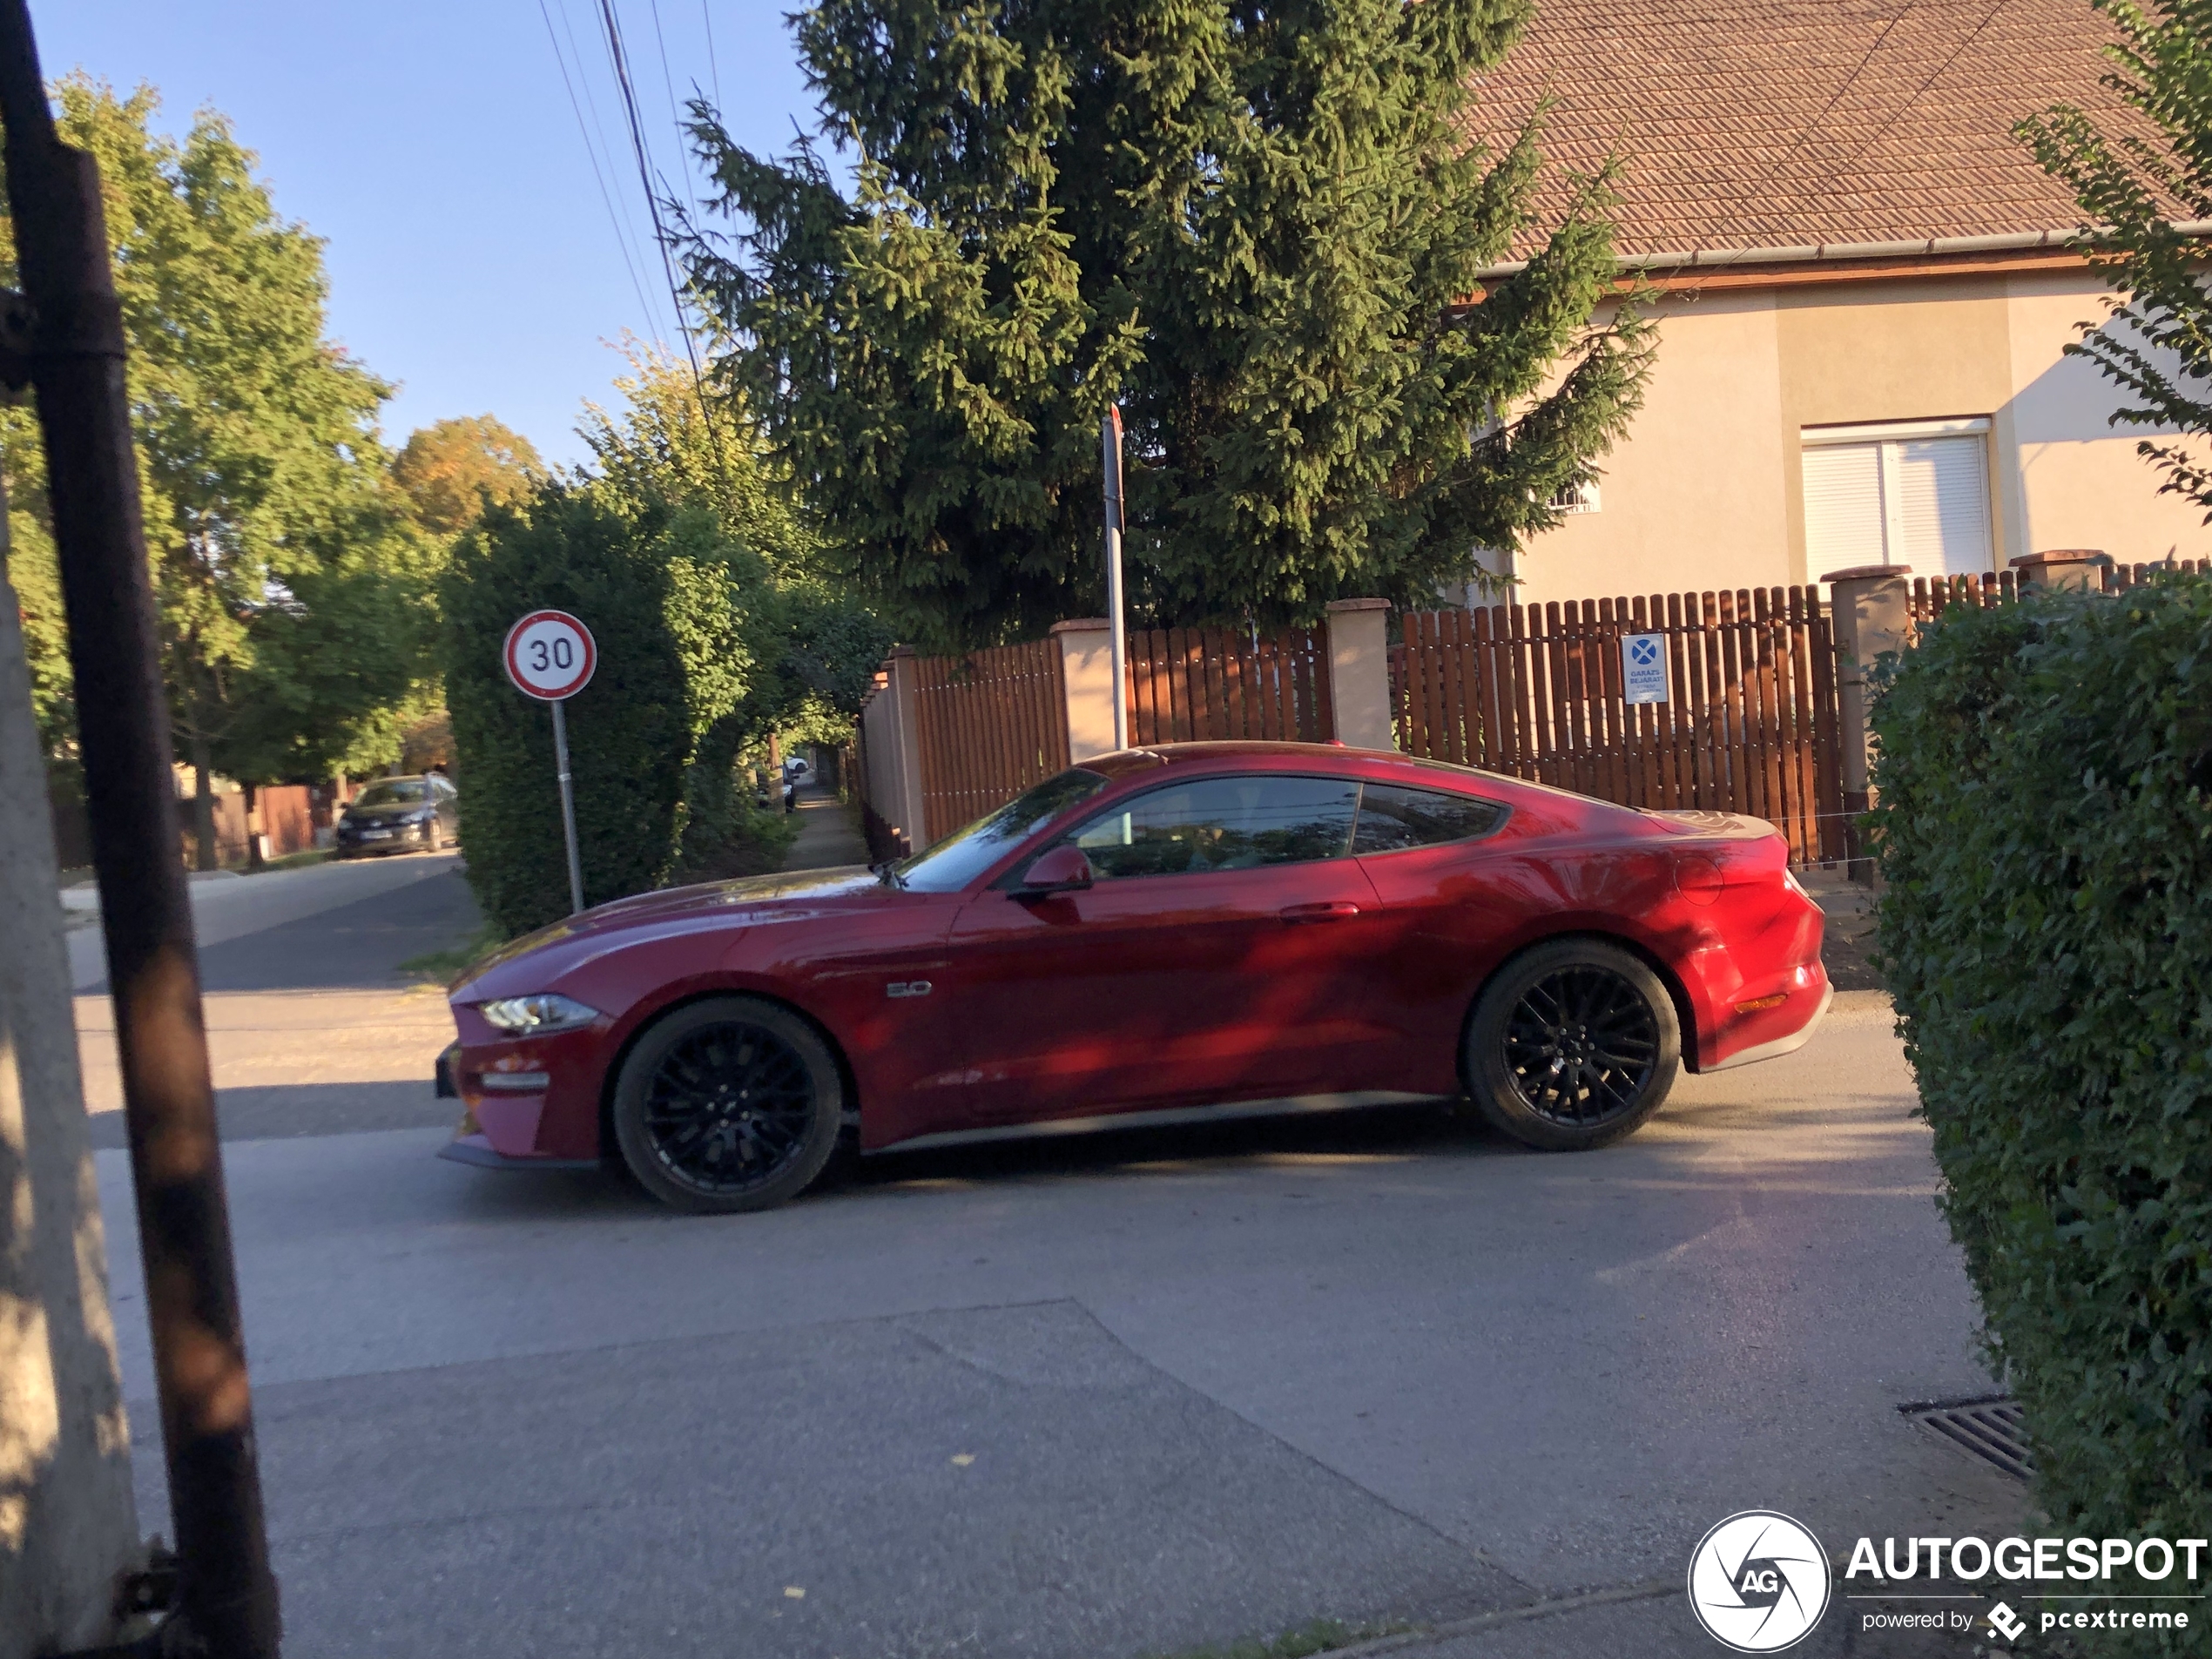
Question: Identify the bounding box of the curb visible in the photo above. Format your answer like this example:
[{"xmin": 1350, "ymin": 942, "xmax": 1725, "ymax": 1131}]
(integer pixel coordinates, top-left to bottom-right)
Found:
[{"xmin": 1325, "ymin": 1576, "xmax": 1680, "ymax": 1656}]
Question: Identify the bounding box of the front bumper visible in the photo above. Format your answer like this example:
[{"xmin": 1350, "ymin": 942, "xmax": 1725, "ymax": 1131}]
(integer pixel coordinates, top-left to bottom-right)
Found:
[{"xmin": 437, "ymin": 1129, "xmax": 598, "ymax": 1172}]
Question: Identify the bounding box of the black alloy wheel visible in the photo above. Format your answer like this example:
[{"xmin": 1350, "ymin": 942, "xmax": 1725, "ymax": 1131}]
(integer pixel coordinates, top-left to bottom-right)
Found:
[
  {"xmin": 611, "ymin": 995, "xmax": 843, "ymax": 1212},
  {"xmin": 1465, "ymin": 939, "xmax": 1681, "ymax": 1151}
]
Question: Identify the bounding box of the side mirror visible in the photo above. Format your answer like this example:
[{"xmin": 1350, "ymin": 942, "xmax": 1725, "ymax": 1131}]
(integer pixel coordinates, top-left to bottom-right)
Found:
[{"xmin": 1017, "ymin": 844, "xmax": 1095, "ymax": 897}]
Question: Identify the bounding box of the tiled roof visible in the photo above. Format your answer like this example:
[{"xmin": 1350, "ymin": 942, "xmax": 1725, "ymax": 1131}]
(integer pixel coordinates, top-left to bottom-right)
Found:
[{"xmin": 1471, "ymin": 0, "xmax": 2150, "ymax": 257}]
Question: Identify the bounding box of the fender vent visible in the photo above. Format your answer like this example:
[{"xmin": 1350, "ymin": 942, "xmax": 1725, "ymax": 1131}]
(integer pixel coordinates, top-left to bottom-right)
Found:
[{"xmin": 1899, "ymin": 1394, "xmax": 2033, "ymax": 1480}]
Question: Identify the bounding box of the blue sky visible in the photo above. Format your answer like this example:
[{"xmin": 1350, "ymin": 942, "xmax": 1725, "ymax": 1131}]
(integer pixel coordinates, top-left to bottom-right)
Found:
[{"xmin": 38, "ymin": 1, "xmax": 818, "ymax": 467}]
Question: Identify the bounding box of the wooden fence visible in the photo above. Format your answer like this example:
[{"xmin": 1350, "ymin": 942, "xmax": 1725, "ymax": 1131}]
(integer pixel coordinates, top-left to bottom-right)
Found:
[
  {"xmin": 1905, "ymin": 558, "xmax": 2209, "ymax": 618},
  {"xmin": 1124, "ymin": 624, "xmax": 1334, "ymax": 745},
  {"xmin": 913, "ymin": 640, "xmax": 1070, "ymax": 844},
  {"xmin": 1393, "ymin": 590, "xmax": 1846, "ymax": 865}
]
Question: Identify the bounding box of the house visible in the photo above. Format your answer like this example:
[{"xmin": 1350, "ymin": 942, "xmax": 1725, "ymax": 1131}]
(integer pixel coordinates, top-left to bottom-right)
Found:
[{"xmin": 1470, "ymin": 0, "xmax": 2209, "ymax": 602}]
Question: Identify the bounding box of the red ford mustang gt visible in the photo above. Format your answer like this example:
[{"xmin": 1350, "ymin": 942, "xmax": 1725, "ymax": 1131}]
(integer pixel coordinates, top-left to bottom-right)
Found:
[{"xmin": 436, "ymin": 743, "xmax": 1831, "ymax": 1211}]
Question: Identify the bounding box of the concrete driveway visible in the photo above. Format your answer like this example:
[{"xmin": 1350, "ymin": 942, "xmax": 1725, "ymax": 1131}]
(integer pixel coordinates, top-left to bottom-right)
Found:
[{"xmin": 89, "ymin": 893, "xmax": 2025, "ymax": 1659}]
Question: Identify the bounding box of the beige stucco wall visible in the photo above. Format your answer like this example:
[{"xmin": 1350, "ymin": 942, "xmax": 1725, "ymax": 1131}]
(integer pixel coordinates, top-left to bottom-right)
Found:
[
  {"xmin": 1512, "ymin": 264, "xmax": 2209, "ymax": 603},
  {"xmin": 2001, "ymin": 272, "xmax": 2209, "ymax": 565},
  {"xmin": 1511, "ymin": 289, "xmax": 1792, "ymax": 609}
]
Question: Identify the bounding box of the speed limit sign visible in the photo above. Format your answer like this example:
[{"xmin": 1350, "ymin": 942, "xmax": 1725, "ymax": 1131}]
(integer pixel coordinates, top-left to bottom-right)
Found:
[{"xmin": 503, "ymin": 609, "xmax": 597, "ymax": 700}]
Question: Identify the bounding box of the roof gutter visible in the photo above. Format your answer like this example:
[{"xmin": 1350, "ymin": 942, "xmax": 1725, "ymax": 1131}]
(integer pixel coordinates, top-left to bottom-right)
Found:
[{"xmin": 1471, "ymin": 220, "xmax": 2212, "ymax": 280}]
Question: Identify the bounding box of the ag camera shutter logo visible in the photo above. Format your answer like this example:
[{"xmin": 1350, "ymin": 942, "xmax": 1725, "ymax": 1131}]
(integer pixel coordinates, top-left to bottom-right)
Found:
[{"xmin": 1687, "ymin": 1510, "xmax": 1831, "ymax": 1651}]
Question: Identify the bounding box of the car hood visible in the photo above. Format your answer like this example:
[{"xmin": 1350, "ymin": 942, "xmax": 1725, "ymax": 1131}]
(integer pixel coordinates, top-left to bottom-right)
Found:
[{"xmin": 449, "ymin": 865, "xmax": 880, "ymax": 999}]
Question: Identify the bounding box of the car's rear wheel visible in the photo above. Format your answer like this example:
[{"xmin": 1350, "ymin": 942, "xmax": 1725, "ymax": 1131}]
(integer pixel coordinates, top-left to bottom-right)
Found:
[
  {"xmin": 611, "ymin": 996, "xmax": 843, "ymax": 1212},
  {"xmin": 1465, "ymin": 939, "xmax": 1680, "ymax": 1151}
]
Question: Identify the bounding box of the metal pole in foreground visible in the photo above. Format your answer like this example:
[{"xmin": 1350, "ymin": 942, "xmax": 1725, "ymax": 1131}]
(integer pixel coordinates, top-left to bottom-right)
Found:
[
  {"xmin": 1101, "ymin": 407, "xmax": 1130, "ymax": 752},
  {"xmin": 551, "ymin": 699, "xmax": 586, "ymax": 914},
  {"xmin": 0, "ymin": 7, "xmax": 281, "ymax": 1656}
]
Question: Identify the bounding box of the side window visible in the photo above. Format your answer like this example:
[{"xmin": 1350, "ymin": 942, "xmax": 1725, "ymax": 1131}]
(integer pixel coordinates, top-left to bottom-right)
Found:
[
  {"xmin": 1069, "ymin": 775, "xmax": 1359, "ymax": 880},
  {"xmin": 1352, "ymin": 783, "xmax": 1506, "ymax": 854}
]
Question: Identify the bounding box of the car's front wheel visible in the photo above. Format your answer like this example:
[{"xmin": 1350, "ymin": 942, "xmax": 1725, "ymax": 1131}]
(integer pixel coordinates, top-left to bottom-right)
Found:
[
  {"xmin": 611, "ymin": 995, "xmax": 844, "ymax": 1212},
  {"xmin": 1464, "ymin": 939, "xmax": 1680, "ymax": 1151}
]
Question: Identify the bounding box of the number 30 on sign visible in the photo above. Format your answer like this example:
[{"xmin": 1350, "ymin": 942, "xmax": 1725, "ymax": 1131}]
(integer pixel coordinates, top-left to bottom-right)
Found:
[{"xmin": 503, "ymin": 610, "xmax": 597, "ymax": 701}]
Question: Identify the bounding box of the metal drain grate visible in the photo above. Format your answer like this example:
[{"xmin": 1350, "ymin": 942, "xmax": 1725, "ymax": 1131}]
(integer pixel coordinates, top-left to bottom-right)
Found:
[{"xmin": 1899, "ymin": 1394, "xmax": 2035, "ymax": 1480}]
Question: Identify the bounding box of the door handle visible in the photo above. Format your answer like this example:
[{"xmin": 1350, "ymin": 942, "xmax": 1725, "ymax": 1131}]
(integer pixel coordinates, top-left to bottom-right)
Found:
[{"xmin": 1279, "ymin": 901, "xmax": 1361, "ymax": 923}]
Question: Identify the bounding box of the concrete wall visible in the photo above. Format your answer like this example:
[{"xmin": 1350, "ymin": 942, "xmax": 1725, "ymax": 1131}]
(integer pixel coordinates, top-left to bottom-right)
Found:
[{"xmin": 1513, "ymin": 265, "xmax": 2211, "ymax": 604}]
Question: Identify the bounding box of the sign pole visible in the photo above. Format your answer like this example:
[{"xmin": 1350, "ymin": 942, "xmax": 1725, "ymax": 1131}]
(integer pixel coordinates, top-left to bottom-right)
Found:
[
  {"xmin": 550, "ymin": 698, "xmax": 585, "ymax": 915},
  {"xmin": 1101, "ymin": 407, "xmax": 1129, "ymax": 751},
  {"xmin": 502, "ymin": 607, "xmax": 597, "ymax": 915}
]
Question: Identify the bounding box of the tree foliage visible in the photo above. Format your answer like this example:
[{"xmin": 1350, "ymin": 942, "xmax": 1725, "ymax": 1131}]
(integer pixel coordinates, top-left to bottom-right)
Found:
[
  {"xmin": 1871, "ymin": 577, "xmax": 2212, "ymax": 1649},
  {"xmin": 578, "ymin": 344, "xmax": 894, "ymax": 732},
  {"xmin": 0, "ymin": 78, "xmax": 433, "ymax": 791},
  {"xmin": 442, "ymin": 487, "xmax": 770, "ymax": 934},
  {"xmin": 2020, "ymin": 0, "xmax": 2212, "ymax": 514},
  {"xmin": 393, "ymin": 415, "xmax": 545, "ymax": 536},
  {"xmin": 681, "ymin": 0, "xmax": 1649, "ymax": 644}
]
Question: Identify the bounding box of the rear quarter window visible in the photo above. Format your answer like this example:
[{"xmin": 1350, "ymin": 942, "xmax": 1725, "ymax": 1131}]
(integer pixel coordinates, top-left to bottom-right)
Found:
[{"xmin": 1352, "ymin": 783, "xmax": 1507, "ymax": 853}]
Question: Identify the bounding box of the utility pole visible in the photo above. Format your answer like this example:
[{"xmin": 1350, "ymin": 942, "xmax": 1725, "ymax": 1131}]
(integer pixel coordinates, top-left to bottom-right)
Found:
[
  {"xmin": 0, "ymin": 485, "xmax": 141, "ymax": 1657},
  {"xmin": 0, "ymin": 7, "xmax": 282, "ymax": 1656},
  {"xmin": 1101, "ymin": 407, "xmax": 1130, "ymax": 752}
]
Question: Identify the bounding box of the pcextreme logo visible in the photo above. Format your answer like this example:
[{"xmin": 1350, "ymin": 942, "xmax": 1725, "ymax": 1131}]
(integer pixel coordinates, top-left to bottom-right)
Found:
[{"xmin": 1687, "ymin": 1511, "xmax": 1832, "ymax": 1652}]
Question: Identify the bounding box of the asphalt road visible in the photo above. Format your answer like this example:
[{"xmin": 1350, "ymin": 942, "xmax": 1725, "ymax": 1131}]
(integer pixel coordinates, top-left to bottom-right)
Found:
[{"xmin": 84, "ymin": 838, "xmax": 2027, "ymax": 1658}]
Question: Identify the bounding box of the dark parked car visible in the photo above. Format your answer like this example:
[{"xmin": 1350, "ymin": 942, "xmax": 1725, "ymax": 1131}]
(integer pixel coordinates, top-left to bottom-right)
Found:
[
  {"xmin": 334, "ymin": 774, "xmax": 458, "ymax": 857},
  {"xmin": 436, "ymin": 743, "xmax": 1829, "ymax": 1213}
]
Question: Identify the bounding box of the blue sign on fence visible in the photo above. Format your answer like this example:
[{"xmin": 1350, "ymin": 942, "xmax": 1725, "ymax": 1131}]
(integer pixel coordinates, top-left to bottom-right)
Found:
[{"xmin": 1622, "ymin": 633, "xmax": 1668, "ymax": 705}]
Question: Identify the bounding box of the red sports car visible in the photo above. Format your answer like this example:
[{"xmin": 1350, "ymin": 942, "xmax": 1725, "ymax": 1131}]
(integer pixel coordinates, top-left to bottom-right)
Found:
[{"xmin": 436, "ymin": 743, "xmax": 1831, "ymax": 1211}]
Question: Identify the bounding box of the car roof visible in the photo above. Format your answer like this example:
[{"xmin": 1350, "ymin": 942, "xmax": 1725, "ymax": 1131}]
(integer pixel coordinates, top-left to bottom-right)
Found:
[{"xmin": 1089, "ymin": 742, "xmax": 1655, "ymax": 819}]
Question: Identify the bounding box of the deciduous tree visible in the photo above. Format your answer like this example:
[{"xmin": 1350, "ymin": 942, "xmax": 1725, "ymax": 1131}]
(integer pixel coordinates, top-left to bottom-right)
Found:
[
  {"xmin": 394, "ymin": 415, "xmax": 545, "ymax": 536},
  {"xmin": 0, "ymin": 79, "xmax": 433, "ymax": 864}
]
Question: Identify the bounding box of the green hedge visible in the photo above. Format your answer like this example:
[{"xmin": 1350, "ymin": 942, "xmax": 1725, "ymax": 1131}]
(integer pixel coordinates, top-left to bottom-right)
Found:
[
  {"xmin": 441, "ymin": 489, "xmax": 763, "ymax": 936},
  {"xmin": 1871, "ymin": 573, "xmax": 2212, "ymax": 1642}
]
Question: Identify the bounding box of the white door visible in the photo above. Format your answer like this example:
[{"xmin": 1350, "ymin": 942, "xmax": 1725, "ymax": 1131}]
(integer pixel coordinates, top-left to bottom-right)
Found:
[{"xmin": 1802, "ymin": 421, "xmax": 1993, "ymax": 577}]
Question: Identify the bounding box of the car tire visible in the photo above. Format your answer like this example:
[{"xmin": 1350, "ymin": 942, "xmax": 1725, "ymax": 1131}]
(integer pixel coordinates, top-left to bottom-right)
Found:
[
  {"xmin": 1464, "ymin": 938, "xmax": 1680, "ymax": 1152},
  {"xmin": 610, "ymin": 995, "xmax": 845, "ymax": 1213},
  {"xmin": 424, "ymin": 821, "xmax": 442, "ymax": 853}
]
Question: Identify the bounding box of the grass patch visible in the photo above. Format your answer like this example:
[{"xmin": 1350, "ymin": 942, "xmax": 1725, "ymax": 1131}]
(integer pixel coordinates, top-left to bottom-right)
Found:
[
  {"xmin": 249, "ymin": 848, "xmax": 332, "ymax": 874},
  {"xmin": 1140, "ymin": 1618, "xmax": 1412, "ymax": 1659},
  {"xmin": 395, "ymin": 922, "xmax": 508, "ymax": 987}
]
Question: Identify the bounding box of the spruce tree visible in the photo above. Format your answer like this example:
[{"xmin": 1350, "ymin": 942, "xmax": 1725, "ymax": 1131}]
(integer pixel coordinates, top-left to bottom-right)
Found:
[{"xmin": 684, "ymin": 0, "xmax": 1649, "ymax": 643}]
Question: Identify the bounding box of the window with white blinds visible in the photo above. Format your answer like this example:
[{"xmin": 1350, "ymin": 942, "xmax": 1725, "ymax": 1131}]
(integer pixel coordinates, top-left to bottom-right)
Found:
[{"xmin": 1801, "ymin": 421, "xmax": 1993, "ymax": 577}]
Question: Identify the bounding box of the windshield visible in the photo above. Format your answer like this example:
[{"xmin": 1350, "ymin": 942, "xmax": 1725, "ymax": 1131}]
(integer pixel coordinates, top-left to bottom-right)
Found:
[
  {"xmin": 888, "ymin": 768, "xmax": 1109, "ymax": 893},
  {"xmin": 353, "ymin": 780, "xmax": 427, "ymax": 806}
]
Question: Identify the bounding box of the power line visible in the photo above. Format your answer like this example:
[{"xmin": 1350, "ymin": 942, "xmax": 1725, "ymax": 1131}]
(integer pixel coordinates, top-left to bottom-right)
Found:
[
  {"xmin": 1680, "ymin": 3, "xmax": 1919, "ymax": 279},
  {"xmin": 1679, "ymin": 0, "xmax": 2010, "ymax": 294},
  {"xmin": 535, "ymin": 0, "xmax": 665, "ymax": 339},
  {"xmin": 595, "ymin": 0, "xmax": 733, "ymax": 479},
  {"xmin": 556, "ymin": 0, "xmax": 676, "ymax": 341},
  {"xmin": 701, "ymin": 0, "xmax": 722, "ymax": 109}
]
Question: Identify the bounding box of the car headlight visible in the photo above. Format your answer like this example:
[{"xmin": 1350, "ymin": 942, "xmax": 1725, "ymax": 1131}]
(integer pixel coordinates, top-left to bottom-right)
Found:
[{"xmin": 475, "ymin": 994, "xmax": 600, "ymax": 1035}]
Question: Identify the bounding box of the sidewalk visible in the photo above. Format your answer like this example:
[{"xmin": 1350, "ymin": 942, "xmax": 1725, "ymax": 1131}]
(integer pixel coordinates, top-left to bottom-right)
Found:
[{"xmin": 779, "ymin": 779, "xmax": 870, "ymax": 871}]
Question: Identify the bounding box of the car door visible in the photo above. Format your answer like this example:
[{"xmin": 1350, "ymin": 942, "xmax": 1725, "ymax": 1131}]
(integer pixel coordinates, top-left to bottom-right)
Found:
[
  {"xmin": 1349, "ymin": 780, "xmax": 1520, "ymax": 1095},
  {"xmin": 945, "ymin": 771, "xmax": 1393, "ymax": 1123}
]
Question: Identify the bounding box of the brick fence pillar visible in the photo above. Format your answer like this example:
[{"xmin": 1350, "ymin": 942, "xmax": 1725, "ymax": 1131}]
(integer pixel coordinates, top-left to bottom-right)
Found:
[
  {"xmin": 1822, "ymin": 564, "xmax": 1915, "ymax": 879},
  {"xmin": 1050, "ymin": 618, "xmax": 1121, "ymax": 760},
  {"xmin": 2010, "ymin": 548, "xmax": 2104, "ymax": 591},
  {"xmin": 1323, "ymin": 598, "xmax": 1396, "ymax": 750}
]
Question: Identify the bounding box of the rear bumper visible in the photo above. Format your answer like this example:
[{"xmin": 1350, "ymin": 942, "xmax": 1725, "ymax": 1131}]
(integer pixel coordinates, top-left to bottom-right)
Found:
[{"xmin": 1703, "ymin": 969, "xmax": 1834, "ymax": 1071}]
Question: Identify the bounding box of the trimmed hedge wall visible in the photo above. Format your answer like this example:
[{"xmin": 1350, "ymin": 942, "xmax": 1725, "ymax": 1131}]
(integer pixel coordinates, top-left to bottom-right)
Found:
[
  {"xmin": 442, "ymin": 489, "xmax": 761, "ymax": 936},
  {"xmin": 1871, "ymin": 573, "xmax": 2212, "ymax": 1639}
]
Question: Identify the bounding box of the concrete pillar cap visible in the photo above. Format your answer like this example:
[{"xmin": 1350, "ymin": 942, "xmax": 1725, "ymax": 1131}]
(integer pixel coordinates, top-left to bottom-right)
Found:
[
  {"xmin": 1820, "ymin": 565, "xmax": 1912, "ymax": 583},
  {"xmin": 1324, "ymin": 597, "xmax": 1393, "ymax": 612},
  {"xmin": 1049, "ymin": 617, "xmax": 1111, "ymax": 634},
  {"xmin": 2011, "ymin": 549, "xmax": 2105, "ymax": 567}
]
